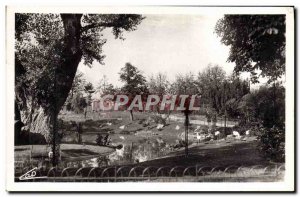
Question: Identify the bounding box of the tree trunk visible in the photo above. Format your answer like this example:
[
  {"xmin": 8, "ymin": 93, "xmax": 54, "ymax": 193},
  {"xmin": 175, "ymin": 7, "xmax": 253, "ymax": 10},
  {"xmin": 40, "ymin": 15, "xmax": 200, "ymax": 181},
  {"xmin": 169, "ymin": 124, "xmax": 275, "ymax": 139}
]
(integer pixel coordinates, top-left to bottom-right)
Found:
[
  {"xmin": 129, "ymin": 110, "xmax": 134, "ymax": 121},
  {"xmin": 14, "ymin": 14, "xmax": 83, "ymax": 146},
  {"xmin": 55, "ymin": 14, "xmax": 83, "ymax": 112},
  {"xmin": 28, "ymin": 14, "xmax": 83, "ymax": 141},
  {"xmin": 14, "ymin": 101, "xmax": 22, "ymax": 145}
]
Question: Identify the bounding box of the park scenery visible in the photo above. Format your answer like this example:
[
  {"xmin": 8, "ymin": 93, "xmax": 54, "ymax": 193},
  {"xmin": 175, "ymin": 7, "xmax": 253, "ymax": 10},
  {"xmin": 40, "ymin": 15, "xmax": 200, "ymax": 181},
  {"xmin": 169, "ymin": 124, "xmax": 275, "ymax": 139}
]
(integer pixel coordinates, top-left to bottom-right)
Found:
[{"xmin": 14, "ymin": 12, "xmax": 287, "ymax": 183}]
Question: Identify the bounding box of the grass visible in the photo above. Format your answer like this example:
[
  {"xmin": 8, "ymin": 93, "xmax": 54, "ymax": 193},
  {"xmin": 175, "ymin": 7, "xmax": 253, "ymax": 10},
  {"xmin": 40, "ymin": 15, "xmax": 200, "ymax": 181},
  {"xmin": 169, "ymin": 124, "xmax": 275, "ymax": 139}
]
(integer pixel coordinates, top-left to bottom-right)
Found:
[
  {"xmin": 132, "ymin": 138, "xmax": 271, "ymax": 168},
  {"xmin": 16, "ymin": 111, "xmax": 281, "ymax": 172},
  {"xmin": 70, "ymin": 112, "xmax": 273, "ymax": 164},
  {"xmin": 59, "ymin": 111, "xmax": 192, "ymax": 146},
  {"xmin": 15, "ymin": 144, "xmax": 114, "ymax": 161}
]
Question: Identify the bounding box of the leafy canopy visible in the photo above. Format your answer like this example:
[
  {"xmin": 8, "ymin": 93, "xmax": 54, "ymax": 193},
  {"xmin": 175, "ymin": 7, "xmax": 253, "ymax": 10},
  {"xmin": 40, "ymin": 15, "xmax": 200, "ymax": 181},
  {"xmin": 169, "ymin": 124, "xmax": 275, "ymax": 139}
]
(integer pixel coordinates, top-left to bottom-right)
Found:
[
  {"xmin": 119, "ymin": 62, "xmax": 148, "ymax": 96},
  {"xmin": 215, "ymin": 15, "xmax": 285, "ymax": 83},
  {"xmin": 15, "ymin": 13, "xmax": 144, "ymax": 112}
]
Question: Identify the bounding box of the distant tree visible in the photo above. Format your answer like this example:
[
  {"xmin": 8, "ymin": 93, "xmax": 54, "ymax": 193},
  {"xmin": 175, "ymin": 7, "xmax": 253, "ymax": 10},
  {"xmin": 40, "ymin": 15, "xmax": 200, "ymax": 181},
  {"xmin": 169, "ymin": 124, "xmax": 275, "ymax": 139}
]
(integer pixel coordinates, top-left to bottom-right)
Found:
[
  {"xmin": 195, "ymin": 66, "xmax": 250, "ymax": 127},
  {"xmin": 169, "ymin": 72, "xmax": 199, "ymax": 112},
  {"xmin": 96, "ymin": 75, "xmax": 108, "ymax": 94},
  {"xmin": 102, "ymin": 84, "xmax": 117, "ymax": 95},
  {"xmin": 65, "ymin": 71, "xmax": 86, "ymax": 109},
  {"xmin": 256, "ymin": 84, "xmax": 284, "ymax": 128},
  {"xmin": 170, "ymin": 72, "xmax": 199, "ymax": 126},
  {"xmin": 237, "ymin": 93, "xmax": 257, "ymax": 124},
  {"xmin": 148, "ymin": 72, "xmax": 170, "ymax": 96},
  {"xmin": 119, "ymin": 62, "xmax": 148, "ymax": 121},
  {"xmin": 215, "ymin": 15, "xmax": 285, "ymax": 83},
  {"xmin": 96, "ymin": 75, "xmax": 117, "ymax": 96},
  {"xmin": 196, "ymin": 64, "xmax": 226, "ymax": 114},
  {"xmin": 170, "ymin": 72, "xmax": 198, "ymax": 96},
  {"xmin": 221, "ymin": 74, "xmax": 250, "ymax": 118},
  {"xmin": 70, "ymin": 72, "xmax": 86, "ymax": 97},
  {"xmin": 71, "ymin": 92, "xmax": 87, "ymax": 114},
  {"xmin": 83, "ymin": 82, "xmax": 95, "ymax": 118},
  {"xmin": 148, "ymin": 73, "xmax": 170, "ymax": 112},
  {"xmin": 237, "ymin": 83, "xmax": 285, "ymax": 128},
  {"xmin": 84, "ymin": 82, "xmax": 94, "ymax": 105}
]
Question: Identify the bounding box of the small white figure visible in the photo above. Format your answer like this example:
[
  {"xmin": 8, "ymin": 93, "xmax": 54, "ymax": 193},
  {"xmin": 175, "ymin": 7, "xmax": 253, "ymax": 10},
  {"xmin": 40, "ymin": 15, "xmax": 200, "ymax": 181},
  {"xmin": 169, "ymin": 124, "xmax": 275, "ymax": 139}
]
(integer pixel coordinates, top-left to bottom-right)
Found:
[
  {"xmin": 48, "ymin": 151, "xmax": 53, "ymax": 159},
  {"xmin": 157, "ymin": 124, "xmax": 164, "ymax": 130},
  {"xmin": 232, "ymin": 131, "xmax": 241, "ymax": 139},
  {"xmin": 245, "ymin": 130, "xmax": 250, "ymax": 136},
  {"xmin": 196, "ymin": 133, "xmax": 205, "ymax": 143},
  {"xmin": 119, "ymin": 136, "xmax": 125, "ymax": 140}
]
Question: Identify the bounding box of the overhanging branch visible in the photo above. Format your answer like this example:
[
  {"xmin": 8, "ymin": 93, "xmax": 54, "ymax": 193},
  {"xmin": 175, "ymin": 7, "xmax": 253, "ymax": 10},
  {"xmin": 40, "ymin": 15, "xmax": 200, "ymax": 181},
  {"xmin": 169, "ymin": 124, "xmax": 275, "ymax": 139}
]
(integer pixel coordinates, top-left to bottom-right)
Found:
[{"xmin": 81, "ymin": 22, "xmax": 122, "ymax": 33}]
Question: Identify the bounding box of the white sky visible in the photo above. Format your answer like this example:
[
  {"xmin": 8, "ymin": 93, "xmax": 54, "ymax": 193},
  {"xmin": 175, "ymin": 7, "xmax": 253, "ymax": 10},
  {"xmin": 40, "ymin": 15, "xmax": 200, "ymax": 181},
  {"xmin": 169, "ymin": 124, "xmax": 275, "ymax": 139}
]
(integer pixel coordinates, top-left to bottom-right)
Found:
[{"xmin": 78, "ymin": 14, "xmax": 265, "ymax": 88}]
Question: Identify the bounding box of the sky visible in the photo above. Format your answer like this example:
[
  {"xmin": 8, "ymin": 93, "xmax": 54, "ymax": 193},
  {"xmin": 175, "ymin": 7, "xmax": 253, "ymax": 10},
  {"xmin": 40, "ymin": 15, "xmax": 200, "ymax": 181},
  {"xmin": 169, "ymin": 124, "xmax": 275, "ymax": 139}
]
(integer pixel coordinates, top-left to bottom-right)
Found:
[{"xmin": 78, "ymin": 14, "xmax": 254, "ymax": 88}]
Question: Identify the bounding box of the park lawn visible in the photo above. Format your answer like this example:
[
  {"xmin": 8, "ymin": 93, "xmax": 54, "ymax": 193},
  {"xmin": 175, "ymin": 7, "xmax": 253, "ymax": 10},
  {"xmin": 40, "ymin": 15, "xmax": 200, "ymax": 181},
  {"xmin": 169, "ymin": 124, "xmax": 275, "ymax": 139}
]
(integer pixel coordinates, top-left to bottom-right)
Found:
[
  {"xmin": 18, "ymin": 111, "xmax": 278, "ymax": 170},
  {"xmin": 60, "ymin": 111, "xmax": 191, "ymax": 146},
  {"xmin": 129, "ymin": 138, "xmax": 277, "ymax": 168},
  {"xmin": 15, "ymin": 144, "xmax": 114, "ymax": 161}
]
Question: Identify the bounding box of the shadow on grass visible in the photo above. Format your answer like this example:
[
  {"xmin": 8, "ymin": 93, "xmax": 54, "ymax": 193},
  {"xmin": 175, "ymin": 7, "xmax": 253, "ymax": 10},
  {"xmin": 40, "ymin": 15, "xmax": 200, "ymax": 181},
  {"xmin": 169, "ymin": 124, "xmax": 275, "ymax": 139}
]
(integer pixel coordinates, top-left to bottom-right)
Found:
[{"xmin": 132, "ymin": 141, "xmax": 272, "ymax": 168}]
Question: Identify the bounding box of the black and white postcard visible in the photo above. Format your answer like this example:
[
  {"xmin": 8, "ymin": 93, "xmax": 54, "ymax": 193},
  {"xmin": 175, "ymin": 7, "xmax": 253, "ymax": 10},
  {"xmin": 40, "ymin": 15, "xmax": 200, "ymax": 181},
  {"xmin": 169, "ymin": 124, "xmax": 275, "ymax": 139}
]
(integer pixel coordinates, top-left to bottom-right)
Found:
[{"xmin": 6, "ymin": 6, "xmax": 295, "ymax": 192}]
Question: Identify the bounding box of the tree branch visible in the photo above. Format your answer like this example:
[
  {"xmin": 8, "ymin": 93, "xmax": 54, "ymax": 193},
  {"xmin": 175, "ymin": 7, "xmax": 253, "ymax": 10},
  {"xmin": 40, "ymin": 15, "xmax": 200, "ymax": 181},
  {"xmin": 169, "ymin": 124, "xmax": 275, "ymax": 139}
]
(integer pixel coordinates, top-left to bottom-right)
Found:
[{"xmin": 81, "ymin": 22, "xmax": 121, "ymax": 33}]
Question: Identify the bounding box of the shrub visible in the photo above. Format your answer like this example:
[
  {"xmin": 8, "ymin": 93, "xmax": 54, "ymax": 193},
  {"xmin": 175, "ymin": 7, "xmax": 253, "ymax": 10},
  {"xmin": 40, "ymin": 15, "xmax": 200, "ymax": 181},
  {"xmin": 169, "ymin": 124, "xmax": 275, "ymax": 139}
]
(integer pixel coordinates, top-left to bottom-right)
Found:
[
  {"xmin": 96, "ymin": 134, "xmax": 103, "ymax": 146},
  {"xmin": 71, "ymin": 93, "xmax": 87, "ymax": 113},
  {"xmin": 257, "ymin": 126, "xmax": 285, "ymax": 162},
  {"xmin": 151, "ymin": 114, "xmax": 167, "ymax": 125}
]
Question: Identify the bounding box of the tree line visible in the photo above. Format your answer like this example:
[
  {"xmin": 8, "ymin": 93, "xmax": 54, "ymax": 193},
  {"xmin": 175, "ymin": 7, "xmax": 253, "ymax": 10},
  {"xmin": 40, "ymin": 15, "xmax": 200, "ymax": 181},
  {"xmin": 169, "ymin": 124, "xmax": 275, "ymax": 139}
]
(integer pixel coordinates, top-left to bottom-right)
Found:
[{"xmin": 67, "ymin": 62, "xmax": 285, "ymax": 131}]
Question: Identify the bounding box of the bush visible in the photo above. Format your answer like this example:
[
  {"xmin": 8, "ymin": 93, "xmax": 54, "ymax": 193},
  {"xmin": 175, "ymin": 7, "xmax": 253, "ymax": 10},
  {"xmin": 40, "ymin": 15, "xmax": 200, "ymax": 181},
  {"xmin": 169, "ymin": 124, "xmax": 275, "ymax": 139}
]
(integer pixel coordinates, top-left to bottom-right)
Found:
[
  {"xmin": 151, "ymin": 114, "xmax": 167, "ymax": 125},
  {"xmin": 257, "ymin": 126, "xmax": 285, "ymax": 162},
  {"xmin": 17, "ymin": 130, "xmax": 47, "ymax": 145},
  {"xmin": 96, "ymin": 134, "xmax": 103, "ymax": 146},
  {"xmin": 71, "ymin": 93, "xmax": 87, "ymax": 113}
]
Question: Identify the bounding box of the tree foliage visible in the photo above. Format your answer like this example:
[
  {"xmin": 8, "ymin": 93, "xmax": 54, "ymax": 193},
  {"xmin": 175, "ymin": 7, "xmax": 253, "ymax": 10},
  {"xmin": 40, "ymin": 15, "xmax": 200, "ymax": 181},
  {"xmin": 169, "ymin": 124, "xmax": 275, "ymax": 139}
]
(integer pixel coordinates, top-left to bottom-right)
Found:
[
  {"xmin": 14, "ymin": 13, "xmax": 144, "ymax": 163},
  {"xmin": 257, "ymin": 126, "xmax": 285, "ymax": 162},
  {"xmin": 71, "ymin": 92, "xmax": 87, "ymax": 114},
  {"xmin": 16, "ymin": 13, "xmax": 144, "ymax": 111},
  {"xmin": 119, "ymin": 63, "xmax": 148, "ymax": 120},
  {"xmin": 119, "ymin": 62, "xmax": 148, "ymax": 96},
  {"xmin": 196, "ymin": 65, "xmax": 226, "ymax": 113},
  {"xmin": 148, "ymin": 72, "xmax": 170, "ymax": 96},
  {"xmin": 96, "ymin": 75, "xmax": 117, "ymax": 96},
  {"xmin": 170, "ymin": 72, "xmax": 199, "ymax": 96},
  {"xmin": 215, "ymin": 15, "xmax": 286, "ymax": 83},
  {"xmin": 239, "ymin": 83, "xmax": 285, "ymax": 128},
  {"xmin": 191, "ymin": 65, "xmax": 250, "ymax": 123},
  {"xmin": 15, "ymin": 13, "xmax": 144, "ymax": 140}
]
